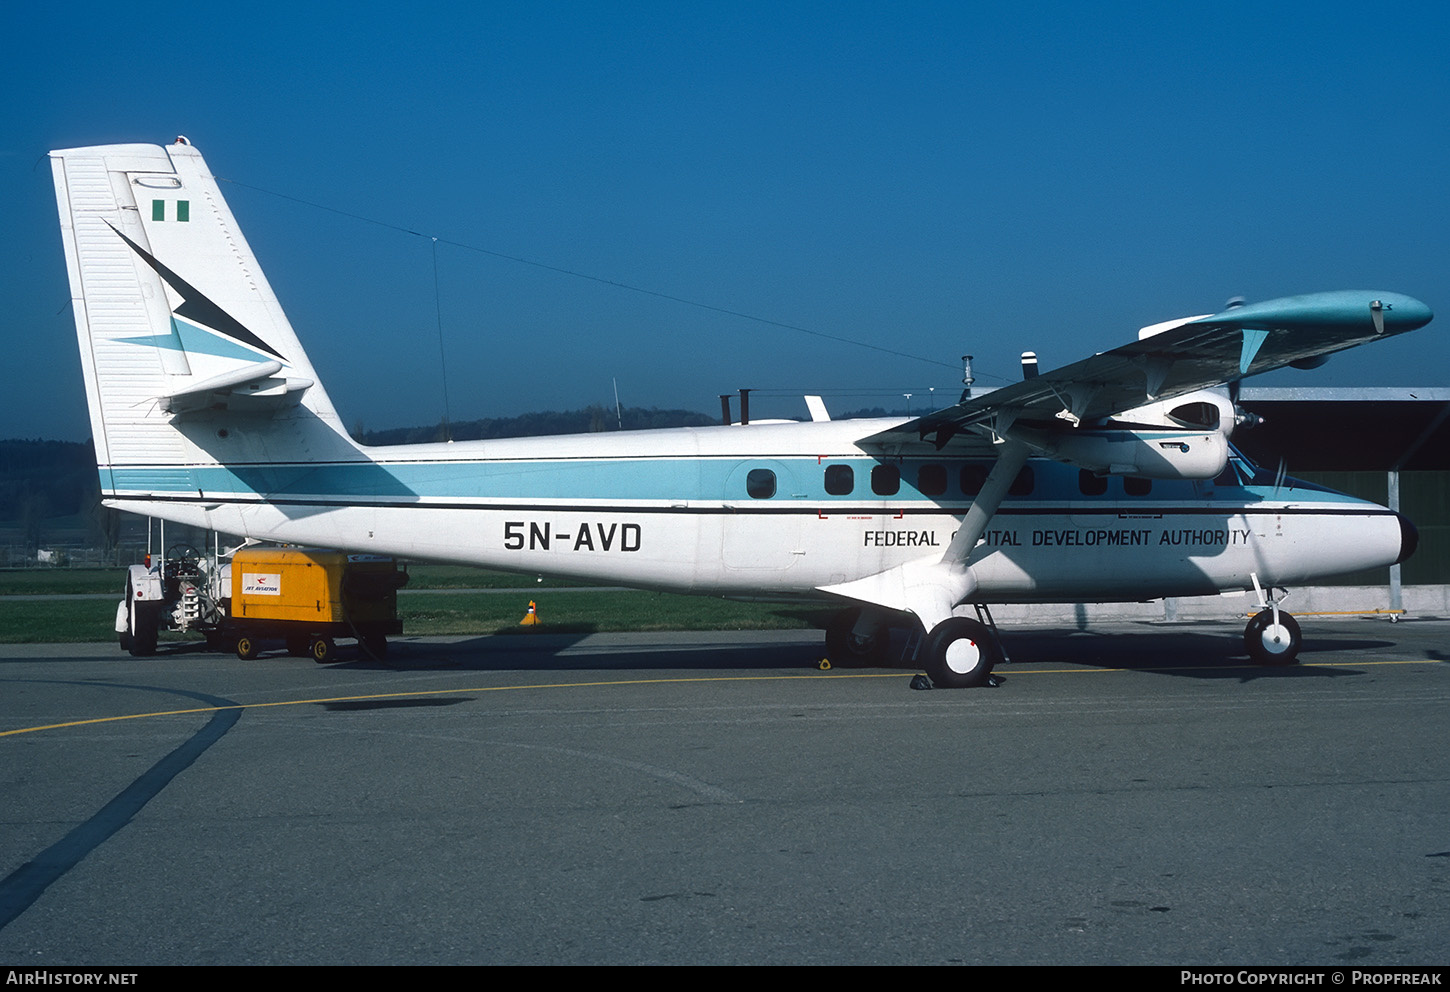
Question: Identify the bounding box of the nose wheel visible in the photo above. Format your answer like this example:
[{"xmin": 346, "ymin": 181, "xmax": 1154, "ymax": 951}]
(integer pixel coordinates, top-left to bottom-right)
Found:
[
  {"xmin": 1244, "ymin": 610, "xmax": 1302, "ymax": 665},
  {"xmin": 1245, "ymin": 575, "xmax": 1302, "ymax": 665}
]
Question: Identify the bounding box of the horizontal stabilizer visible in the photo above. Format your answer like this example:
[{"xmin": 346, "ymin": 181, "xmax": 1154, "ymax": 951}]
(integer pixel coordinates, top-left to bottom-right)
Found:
[{"xmin": 158, "ymin": 360, "xmax": 314, "ymax": 415}]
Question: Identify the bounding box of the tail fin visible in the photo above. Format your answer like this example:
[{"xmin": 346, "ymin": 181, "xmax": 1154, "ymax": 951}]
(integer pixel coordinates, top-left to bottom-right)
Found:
[{"xmin": 50, "ymin": 138, "xmax": 356, "ymax": 496}]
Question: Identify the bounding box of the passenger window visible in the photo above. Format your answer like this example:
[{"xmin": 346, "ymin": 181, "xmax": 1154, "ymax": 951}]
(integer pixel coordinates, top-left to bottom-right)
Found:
[
  {"xmin": 824, "ymin": 464, "xmax": 854, "ymax": 495},
  {"xmin": 747, "ymin": 468, "xmax": 776, "ymax": 499},
  {"xmin": 1078, "ymin": 469, "xmax": 1107, "ymax": 496},
  {"xmin": 871, "ymin": 464, "xmax": 900, "ymax": 496},
  {"xmin": 960, "ymin": 464, "xmax": 987, "ymax": 496},
  {"xmin": 1124, "ymin": 476, "xmax": 1152, "ymax": 497},
  {"xmin": 1009, "ymin": 466, "xmax": 1035, "ymax": 496},
  {"xmin": 917, "ymin": 464, "xmax": 947, "ymax": 496}
]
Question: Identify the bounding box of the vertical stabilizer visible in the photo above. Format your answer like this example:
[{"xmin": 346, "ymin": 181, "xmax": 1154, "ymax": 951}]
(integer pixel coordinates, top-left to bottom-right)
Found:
[{"xmin": 51, "ymin": 138, "xmax": 356, "ymax": 495}]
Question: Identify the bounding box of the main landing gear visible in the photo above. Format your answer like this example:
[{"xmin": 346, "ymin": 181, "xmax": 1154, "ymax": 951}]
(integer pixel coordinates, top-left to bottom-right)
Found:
[
  {"xmin": 822, "ymin": 606, "xmax": 1006, "ymax": 688},
  {"xmin": 923, "ymin": 616, "xmax": 1002, "ymax": 688}
]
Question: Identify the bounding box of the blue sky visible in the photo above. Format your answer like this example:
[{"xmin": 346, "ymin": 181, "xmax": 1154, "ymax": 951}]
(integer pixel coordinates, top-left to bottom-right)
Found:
[{"xmin": 4, "ymin": 2, "xmax": 1447, "ymax": 440}]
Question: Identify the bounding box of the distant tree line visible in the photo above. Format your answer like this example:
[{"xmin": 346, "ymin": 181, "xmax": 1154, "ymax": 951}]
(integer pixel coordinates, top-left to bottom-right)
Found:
[
  {"xmin": 357, "ymin": 405, "xmax": 718, "ymax": 445},
  {"xmin": 0, "ymin": 439, "xmax": 97, "ymax": 520},
  {"xmin": 0, "ymin": 440, "xmax": 113, "ymax": 552}
]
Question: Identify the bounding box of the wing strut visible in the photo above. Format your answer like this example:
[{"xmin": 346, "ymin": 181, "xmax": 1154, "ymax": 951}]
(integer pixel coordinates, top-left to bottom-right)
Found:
[
  {"xmin": 940, "ymin": 440, "xmax": 1030, "ymax": 569},
  {"xmin": 818, "ymin": 441, "xmax": 1030, "ymax": 633}
]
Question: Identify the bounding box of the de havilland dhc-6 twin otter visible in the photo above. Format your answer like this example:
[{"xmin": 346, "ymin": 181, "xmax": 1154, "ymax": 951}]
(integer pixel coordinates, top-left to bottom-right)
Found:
[{"xmin": 49, "ymin": 138, "xmax": 1433, "ymax": 686}]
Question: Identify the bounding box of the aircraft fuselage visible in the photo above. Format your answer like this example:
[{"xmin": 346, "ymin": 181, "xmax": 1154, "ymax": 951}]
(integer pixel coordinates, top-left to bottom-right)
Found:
[{"xmin": 104, "ymin": 416, "xmax": 1411, "ymax": 607}]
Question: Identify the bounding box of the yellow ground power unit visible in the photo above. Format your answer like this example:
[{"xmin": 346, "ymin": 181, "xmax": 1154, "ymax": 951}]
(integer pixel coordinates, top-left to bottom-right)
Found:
[{"xmin": 229, "ymin": 548, "xmax": 408, "ymax": 662}]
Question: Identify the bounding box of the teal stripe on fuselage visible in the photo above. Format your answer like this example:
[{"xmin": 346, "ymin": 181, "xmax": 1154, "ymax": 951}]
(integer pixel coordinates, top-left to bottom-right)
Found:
[{"xmin": 103, "ymin": 456, "xmax": 1373, "ymax": 508}]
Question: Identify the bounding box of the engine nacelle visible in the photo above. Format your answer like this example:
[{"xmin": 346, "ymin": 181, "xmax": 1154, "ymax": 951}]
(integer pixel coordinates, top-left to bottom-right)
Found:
[
  {"xmin": 1111, "ymin": 388, "xmax": 1236, "ymax": 435},
  {"xmin": 1012, "ymin": 387, "xmax": 1236, "ymax": 479}
]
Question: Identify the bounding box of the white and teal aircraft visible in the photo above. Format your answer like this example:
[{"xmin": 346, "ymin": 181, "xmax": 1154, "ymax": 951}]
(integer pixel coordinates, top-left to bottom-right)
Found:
[{"xmin": 50, "ymin": 138, "xmax": 1433, "ymax": 686}]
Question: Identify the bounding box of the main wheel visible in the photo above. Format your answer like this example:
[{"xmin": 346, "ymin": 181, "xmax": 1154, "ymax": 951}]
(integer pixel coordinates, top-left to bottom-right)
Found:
[
  {"xmin": 310, "ymin": 637, "xmax": 335, "ymax": 664},
  {"xmin": 1245, "ymin": 611, "xmax": 1301, "ymax": 665},
  {"xmin": 924, "ymin": 617, "xmax": 1000, "ymax": 688},
  {"xmin": 825, "ymin": 610, "xmax": 888, "ymax": 667}
]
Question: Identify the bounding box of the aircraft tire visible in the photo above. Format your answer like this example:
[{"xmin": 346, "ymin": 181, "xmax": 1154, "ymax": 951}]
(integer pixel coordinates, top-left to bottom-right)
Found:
[
  {"xmin": 1244, "ymin": 611, "xmax": 1301, "ymax": 665},
  {"xmin": 310, "ymin": 637, "xmax": 335, "ymax": 664},
  {"xmin": 119, "ymin": 580, "xmax": 136, "ymax": 654},
  {"xmin": 128, "ymin": 602, "xmax": 159, "ymax": 657},
  {"xmin": 825, "ymin": 610, "xmax": 887, "ymax": 667},
  {"xmin": 924, "ymin": 617, "xmax": 999, "ymax": 688}
]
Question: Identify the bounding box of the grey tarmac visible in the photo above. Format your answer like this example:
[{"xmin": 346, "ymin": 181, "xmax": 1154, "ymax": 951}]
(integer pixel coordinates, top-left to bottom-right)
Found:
[{"xmin": 1, "ymin": 618, "xmax": 1447, "ymax": 965}]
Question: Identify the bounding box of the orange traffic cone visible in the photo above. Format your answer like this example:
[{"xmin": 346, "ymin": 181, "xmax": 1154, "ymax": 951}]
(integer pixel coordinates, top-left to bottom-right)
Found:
[{"xmin": 519, "ymin": 600, "xmax": 540, "ymax": 626}]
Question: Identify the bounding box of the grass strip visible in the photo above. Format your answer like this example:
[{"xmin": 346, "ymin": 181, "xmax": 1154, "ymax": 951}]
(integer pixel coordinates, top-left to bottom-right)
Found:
[{"xmin": 0, "ymin": 590, "xmax": 823, "ymax": 643}]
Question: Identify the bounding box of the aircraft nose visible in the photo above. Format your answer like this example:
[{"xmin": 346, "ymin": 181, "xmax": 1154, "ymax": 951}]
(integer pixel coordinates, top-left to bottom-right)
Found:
[{"xmin": 1395, "ymin": 512, "xmax": 1419, "ymax": 564}]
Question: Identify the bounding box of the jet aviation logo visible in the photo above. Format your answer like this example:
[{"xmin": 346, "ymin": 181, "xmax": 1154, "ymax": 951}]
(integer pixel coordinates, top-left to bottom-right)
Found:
[{"xmin": 105, "ymin": 221, "xmax": 286, "ymax": 361}]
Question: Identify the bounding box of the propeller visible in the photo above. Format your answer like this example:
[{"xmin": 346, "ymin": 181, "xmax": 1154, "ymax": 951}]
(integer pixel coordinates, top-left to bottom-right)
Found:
[
  {"xmin": 1221, "ymin": 297, "xmax": 1264, "ymax": 431},
  {"xmin": 1229, "ymin": 377, "xmax": 1264, "ymax": 431}
]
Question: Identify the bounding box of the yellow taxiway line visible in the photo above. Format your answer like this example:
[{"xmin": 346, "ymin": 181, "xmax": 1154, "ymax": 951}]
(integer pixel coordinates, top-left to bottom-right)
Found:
[{"xmin": 1, "ymin": 658, "xmax": 1440, "ymax": 739}]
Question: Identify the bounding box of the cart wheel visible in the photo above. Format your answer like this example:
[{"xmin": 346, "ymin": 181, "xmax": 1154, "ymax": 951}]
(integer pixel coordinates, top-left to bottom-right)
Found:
[
  {"xmin": 236, "ymin": 636, "xmax": 258, "ymax": 660},
  {"xmin": 310, "ymin": 637, "xmax": 335, "ymax": 664}
]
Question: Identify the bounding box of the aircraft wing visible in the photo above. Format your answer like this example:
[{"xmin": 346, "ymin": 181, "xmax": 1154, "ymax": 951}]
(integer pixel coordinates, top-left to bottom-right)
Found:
[{"xmin": 862, "ymin": 290, "xmax": 1433, "ymax": 450}]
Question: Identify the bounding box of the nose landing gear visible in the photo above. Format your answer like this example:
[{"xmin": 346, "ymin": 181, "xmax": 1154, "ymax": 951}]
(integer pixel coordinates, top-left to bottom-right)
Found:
[{"xmin": 1245, "ymin": 577, "xmax": 1302, "ymax": 665}]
